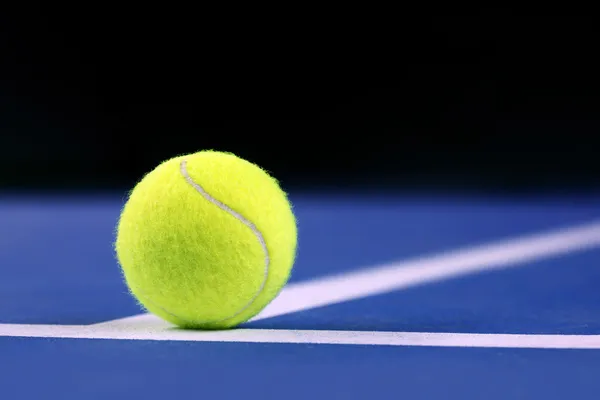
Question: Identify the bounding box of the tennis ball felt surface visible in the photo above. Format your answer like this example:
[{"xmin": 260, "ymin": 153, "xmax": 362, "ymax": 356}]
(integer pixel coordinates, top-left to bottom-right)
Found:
[{"xmin": 115, "ymin": 151, "xmax": 297, "ymax": 330}]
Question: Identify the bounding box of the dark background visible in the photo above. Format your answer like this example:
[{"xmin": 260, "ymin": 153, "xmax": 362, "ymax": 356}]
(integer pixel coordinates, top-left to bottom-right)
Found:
[{"xmin": 1, "ymin": 9, "xmax": 598, "ymax": 194}]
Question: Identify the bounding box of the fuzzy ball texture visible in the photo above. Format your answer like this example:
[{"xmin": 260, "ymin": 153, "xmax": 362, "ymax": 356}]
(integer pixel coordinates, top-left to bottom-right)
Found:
[{"xmin": 115, "ymin": 151, "xmax": 297, "ymax": 330}]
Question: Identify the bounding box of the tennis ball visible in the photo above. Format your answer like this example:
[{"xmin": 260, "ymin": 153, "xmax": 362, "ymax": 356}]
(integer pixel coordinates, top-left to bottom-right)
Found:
[{"xmin": 115, "ymin": 150, "xmax": 297, "ymax": 330}]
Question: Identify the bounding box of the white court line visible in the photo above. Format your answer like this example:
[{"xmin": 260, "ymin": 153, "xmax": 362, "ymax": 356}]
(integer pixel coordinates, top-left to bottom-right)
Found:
[
  {"xmin": 1, "ymin": 323, "xmax": 600, "ymax": 349},
  {"xmin": 94, "ymin": 220, "xmax": 600, "ymax": 328},
  {"xmin": 2, "ymin": 221, "xmax": 600, "ymax": 349}
]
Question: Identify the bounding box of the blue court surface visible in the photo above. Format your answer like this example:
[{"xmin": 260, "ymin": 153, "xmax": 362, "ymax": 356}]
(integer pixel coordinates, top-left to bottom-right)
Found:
[{"xmin": 2, "ymin": 193, "xmax": 600, "ymax": 399}]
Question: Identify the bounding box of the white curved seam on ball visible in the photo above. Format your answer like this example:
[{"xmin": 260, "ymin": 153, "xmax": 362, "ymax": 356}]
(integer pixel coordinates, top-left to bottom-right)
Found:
[{"xmin": 175, "ymin": 158, "xmax": 271, "ymax": 324}]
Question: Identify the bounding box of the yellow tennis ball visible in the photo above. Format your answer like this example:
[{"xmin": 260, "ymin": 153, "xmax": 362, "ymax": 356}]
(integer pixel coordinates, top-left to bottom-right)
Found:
[{"xmin": 115, "ymin": 150, "xmax": 297, "ymax": 330}]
